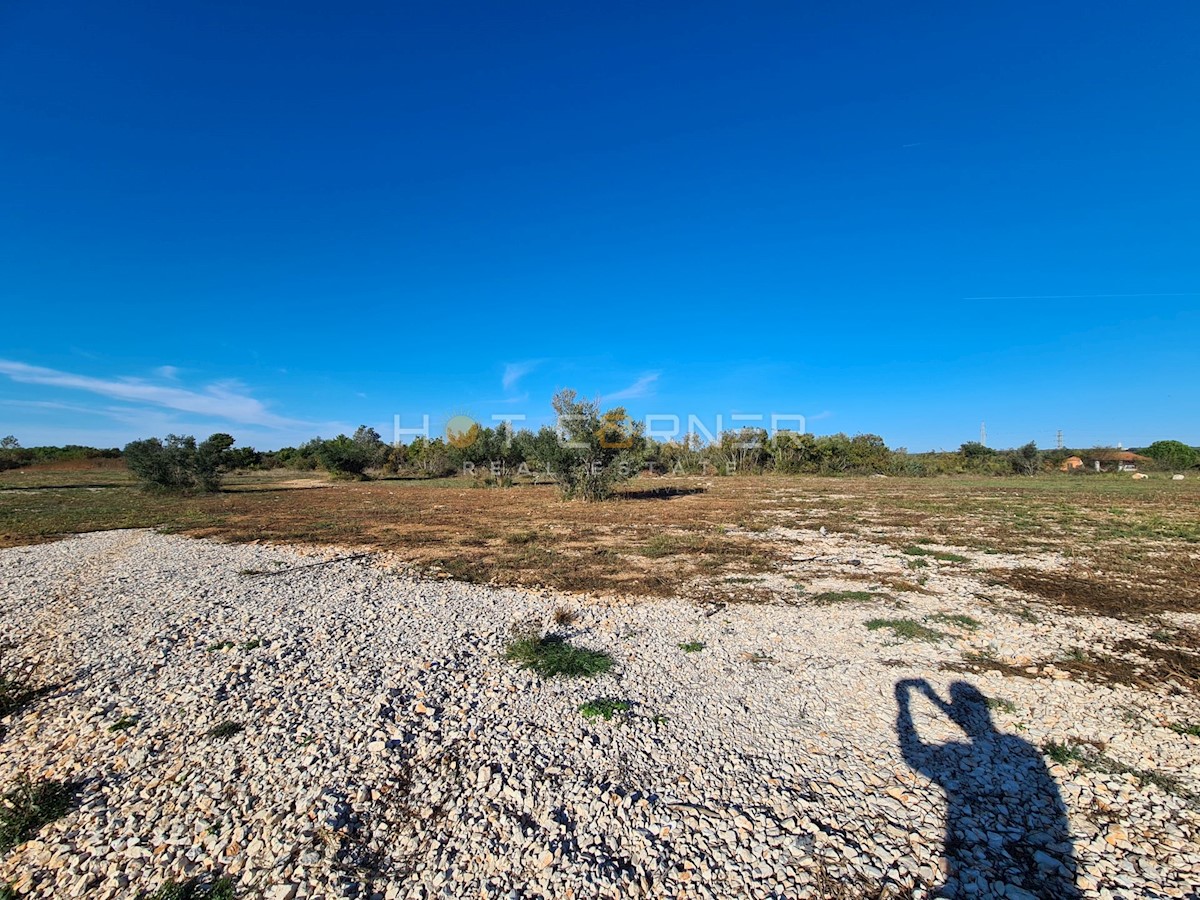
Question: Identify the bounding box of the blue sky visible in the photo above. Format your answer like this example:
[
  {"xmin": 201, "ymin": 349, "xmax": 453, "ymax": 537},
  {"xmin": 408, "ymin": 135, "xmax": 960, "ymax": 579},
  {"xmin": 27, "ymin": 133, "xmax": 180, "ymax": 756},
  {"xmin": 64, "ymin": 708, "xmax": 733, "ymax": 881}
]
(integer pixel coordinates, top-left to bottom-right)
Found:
[{"xmin": 2, "ymin": 1, "xmax": 1197, "ymax": 451}]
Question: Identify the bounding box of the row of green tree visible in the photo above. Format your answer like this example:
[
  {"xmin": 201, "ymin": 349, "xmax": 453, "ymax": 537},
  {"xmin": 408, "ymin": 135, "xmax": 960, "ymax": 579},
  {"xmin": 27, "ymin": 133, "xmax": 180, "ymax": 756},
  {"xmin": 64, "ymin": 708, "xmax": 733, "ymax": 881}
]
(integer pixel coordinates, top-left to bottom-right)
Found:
[
  {"xmin": 4, "ymin": 399, "xmax": 1197, "ymax": 497},
  {"xmin": 0, "ymin": 436, "xmax": 120, "ymax": 471}
]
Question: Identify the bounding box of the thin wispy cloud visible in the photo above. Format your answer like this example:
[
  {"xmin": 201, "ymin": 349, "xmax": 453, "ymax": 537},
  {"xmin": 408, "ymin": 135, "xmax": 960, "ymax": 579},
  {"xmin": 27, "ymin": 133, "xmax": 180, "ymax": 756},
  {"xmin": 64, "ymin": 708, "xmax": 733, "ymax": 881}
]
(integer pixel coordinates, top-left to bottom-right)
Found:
[
  {"xmin": 155, "ymin": 365, "xmax": 180, "ymax": 380},
  {"xmin": 604, "ymin": 372, "xmax": 660, "ymax": 402},
  {"xmin": 502, "ymin": 361, "xmax": 538, "ymax": 393},
  {"xmin": 0, "ymin": 359, "xmax": 305, "ymax": 428}
]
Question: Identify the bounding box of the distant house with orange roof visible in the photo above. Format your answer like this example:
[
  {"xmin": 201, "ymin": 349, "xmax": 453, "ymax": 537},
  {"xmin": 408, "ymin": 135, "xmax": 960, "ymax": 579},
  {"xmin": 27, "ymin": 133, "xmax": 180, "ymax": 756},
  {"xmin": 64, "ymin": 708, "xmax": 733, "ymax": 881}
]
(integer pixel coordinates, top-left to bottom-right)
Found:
[{"xmin": 1083, "ymin": 450, "xmax": 1152, "ymax": 472}]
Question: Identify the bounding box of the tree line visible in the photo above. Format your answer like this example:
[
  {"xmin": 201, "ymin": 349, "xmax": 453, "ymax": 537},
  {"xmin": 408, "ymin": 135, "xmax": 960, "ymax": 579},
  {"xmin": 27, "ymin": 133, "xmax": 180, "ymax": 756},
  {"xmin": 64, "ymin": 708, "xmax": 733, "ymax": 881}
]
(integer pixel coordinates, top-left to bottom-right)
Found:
[{"xmin": 3, "ymin": 391, "xmax": 1196, "ymax": 498}]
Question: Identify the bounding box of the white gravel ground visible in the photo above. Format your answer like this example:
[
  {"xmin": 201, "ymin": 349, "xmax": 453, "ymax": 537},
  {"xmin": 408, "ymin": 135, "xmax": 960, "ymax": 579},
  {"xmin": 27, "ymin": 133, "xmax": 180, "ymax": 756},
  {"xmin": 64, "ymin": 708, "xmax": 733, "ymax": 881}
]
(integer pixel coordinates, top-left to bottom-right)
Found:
[{"xmin": 1, "ymin": 529, "xmax": 1198, "ymax": 899}]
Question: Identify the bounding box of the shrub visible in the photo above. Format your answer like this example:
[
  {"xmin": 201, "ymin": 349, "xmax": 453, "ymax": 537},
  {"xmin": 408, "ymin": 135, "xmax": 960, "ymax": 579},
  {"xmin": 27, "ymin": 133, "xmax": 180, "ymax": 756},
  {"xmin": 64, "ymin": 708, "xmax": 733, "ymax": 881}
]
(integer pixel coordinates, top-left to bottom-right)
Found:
[
  {"xmin": 123, "ymin": 433, "xmax": 239, "ymax": 492},
  {"xmin": 314, "ymin": 434, "xmax": 375, "ymax": 479}
]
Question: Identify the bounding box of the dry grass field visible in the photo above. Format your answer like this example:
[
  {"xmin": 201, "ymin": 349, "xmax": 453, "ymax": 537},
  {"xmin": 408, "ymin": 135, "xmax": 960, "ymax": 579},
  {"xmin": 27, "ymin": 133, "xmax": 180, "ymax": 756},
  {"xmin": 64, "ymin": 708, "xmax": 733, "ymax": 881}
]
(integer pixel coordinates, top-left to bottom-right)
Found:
[
  {"xmin": 2, "ymin": 463, "xmax": 1198, "ymax": 625},
  {"xmin": 2, "ymin": 465, "xmax": 1197, "ymax": 609}
]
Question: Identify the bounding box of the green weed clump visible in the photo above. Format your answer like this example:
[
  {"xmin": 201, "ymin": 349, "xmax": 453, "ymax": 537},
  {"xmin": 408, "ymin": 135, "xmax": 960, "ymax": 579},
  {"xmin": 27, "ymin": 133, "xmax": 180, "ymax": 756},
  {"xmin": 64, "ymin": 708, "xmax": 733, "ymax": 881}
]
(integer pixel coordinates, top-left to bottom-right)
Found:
[
  {"xmin": 903, "ymin": 546, "xmax": 968, "ymax": 563},
  {"xmin": 579, "ymin": 698, "xmax": 631, "ymax": 720},
  {"xmin": 0, "ymin": 774, "xmax": 71, "ymax": 852},
  {"xmin": 143, "ymin": 876, "xmax": 236, "ymax": 900},
  {"xmin": 865, "ymin": 618, "xmax": 944, "ymax": 642},
  {"xmin": 504, "ymin": 633, "xmax": 613, "ymax": 679},
  {"xmin": 207, "ymin": 720, "xmax": 244, "ymax": 739}
]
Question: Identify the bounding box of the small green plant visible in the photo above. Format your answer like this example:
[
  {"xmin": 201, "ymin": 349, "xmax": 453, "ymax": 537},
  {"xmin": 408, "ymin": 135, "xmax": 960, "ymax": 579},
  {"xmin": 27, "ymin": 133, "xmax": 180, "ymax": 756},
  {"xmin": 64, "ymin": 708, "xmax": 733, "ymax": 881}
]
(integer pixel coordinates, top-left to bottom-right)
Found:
[
  {"xmin": 865, "ymin": 618, "xmax": 943, "ymax": 642},
  {"xmin": 240, "ymin": 639, "xmax": 261, "ymax": 651},
  {"xmin": 1170, "ymin": 723, "xmax": 1200, "ymax": 737},
  {"xmin": 206, "ymin": 640, "xmax": 236, "ymax": 652},
  {"xmin": 143, "ymin": 876, "xmax": 236, "ymax": 900},
  {"xmin": 811, "ymin": 590, "xmax": 879, "ymax": 605},
  {"xmin": 1043, "ymin": 741, "xmax": 1085, "ymax": 765},
  {"xmin": 109, "ymin": 714, "xmax": 139, "ymax": 732},
  {"xmin": 903, "ymin": 546, "xmax": 968, "ymax": 563},
  {"xmin": 578, "ymin": 698, "xmax": 631, "ymax": 720},
  {"xmin": 504, "ymin": 630, "xmax": 613, "ymax": 679},
  {"xmin": 0, "ymin": 774, "xmax": 72, "ymax": 852},
  {"xmin": 986, "ymin": 697, "xmax": 1016, "ymax": 714},
  {"xmin": 930, "ymin": 612, "xmax": 981, "ymax": 630},
  {"xmin": 0, "ymin": 882, "xmax": 15, "ymax": 900},
  {"xmin": 906, "ymin": 558, "xmax": 929, "ymax": 570},
  {"xmin": 1063, "ymin": 646, "xmax": 1091, "ymax": 663},
  {"xmin": 678, "ymin": 641, "xmax": 705, "ymax": 653},
  {"xmin": 236, "ymin": 568, "xmax": 266, "ymax": 576},
  {"xmin": 207, "ymin": 720, "xmax": 244, "ymax": 739}
]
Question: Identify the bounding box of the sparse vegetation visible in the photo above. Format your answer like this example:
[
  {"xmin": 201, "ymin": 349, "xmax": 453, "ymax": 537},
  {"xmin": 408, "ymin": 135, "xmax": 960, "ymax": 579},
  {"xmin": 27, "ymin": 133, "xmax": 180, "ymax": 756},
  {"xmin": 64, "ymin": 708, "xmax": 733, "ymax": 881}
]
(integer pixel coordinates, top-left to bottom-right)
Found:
[
  {"xmin": 811, "ymin": 590, "xmax": 880, "ymax": 605},
  {"xmin": 206, "ymin": 640, "xmax": 236, "ymax": 652},
  {"xmin": 551, "ymin": 606, "xmax": 578, "ymax": 627},
  {"xmin": 1043, "ymin": 740, "xmax": 1191, "ymax": 798},
  {"xmin": 578, "ymin": 698, "xmax": 631, "ymax": 720},
  {"xmin": 986, "ymin": 696, "xmax": 1017, "ymax": 714},
  {"xmin": 903, "ymin": 546, "xmax": 969, "ymax": 563},
  {"xmin": 504, "ymin": 629, "xmax": 613, "ymax": 679},
  {"xmin": 207, "ymin": 720, "xmax": 244, "ymax": 739},
  {"xmin": 740, "ymin": 650, "xmax": 775, "ymax": 665},
  {"xmin": 109, "ymin": 714, "xmax": 139, "ymax": 732},
  {"xmin": 678, "ymin": 641, "xmax": 705, "ymax": 653},
  {"xmin": 929, "ymin": 612, "xmax": 981, "ymax": 630},
  {"xmin": 0, "ymin": 774, "xmax": 71, "ymax": 852},
  {"xmin": 142, "ymin": 876, "xmax": 236, "ymax": 900},
  {"xmin": 1170, "ymin": 723, "xmax": 1200, "ymax": 737},
  {"xmin": 865, "ymin": 618, "xmax": 944, "ymax": 642}
]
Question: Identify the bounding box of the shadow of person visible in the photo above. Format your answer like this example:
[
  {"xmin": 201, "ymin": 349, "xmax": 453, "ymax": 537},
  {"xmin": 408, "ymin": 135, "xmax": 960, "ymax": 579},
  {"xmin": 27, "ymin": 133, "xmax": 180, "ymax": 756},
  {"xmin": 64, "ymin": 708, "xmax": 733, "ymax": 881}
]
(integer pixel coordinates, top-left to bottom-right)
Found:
[{"xmin": 895, "ymin": 679, "xmax": 1080, "ymax": 899}]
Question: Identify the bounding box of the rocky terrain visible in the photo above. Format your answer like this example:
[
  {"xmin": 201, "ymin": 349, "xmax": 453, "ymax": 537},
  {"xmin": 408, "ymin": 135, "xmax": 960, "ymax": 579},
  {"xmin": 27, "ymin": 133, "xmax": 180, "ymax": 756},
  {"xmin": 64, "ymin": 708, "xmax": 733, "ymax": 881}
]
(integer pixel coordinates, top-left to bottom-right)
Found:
[{"xmin": 1, "ymin": 528, "xmax": 1198, "ymax": 898}]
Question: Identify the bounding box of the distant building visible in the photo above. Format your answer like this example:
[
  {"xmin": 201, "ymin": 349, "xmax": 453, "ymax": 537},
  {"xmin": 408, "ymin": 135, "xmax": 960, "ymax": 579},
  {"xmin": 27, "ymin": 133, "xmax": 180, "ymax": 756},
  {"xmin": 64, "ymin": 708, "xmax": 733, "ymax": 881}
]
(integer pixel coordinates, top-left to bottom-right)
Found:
[
  {"xmin": 1060, "ymin": 455, "xmax": 1084, "ymax": 471},
  {"xmin": 1083, "ymin": 450, "xmax": 1152, "ymax": 472}
]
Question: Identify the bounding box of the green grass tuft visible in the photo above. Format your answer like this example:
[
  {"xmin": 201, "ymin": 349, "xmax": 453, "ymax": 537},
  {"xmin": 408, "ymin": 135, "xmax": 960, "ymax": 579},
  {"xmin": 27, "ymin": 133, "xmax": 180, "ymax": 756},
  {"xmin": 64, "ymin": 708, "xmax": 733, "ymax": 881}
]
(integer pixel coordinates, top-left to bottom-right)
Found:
[
  {"xmin": 109, "ymin": 714, "xmax": 139, "ymax": 732},
  {"xmin": 864, "ymin": 618, "xmax": 944, "ymax": 642},
  {"xmin": 578, "ymin": 698, "xmax": 631, "ymax": 720},
  {"xmin": 678, "ymin": 641, "xmax": 705, "ymax": 653},
  {"xmin": 207, "ymin": 720, "xmax": 244, "ymax": 739},
  {"xmin": 1170, "ymin": 723, "xmax": 1200, "ymax": 737},
  {"xmin": 929, "ymin": 612, "xmax": 981, "ymax": 630},
  {"xmin": 504, "ymin": 634, "xmax": 613, "ymax": 679},
  {"xmin": 0, "ymin": 774, "xmax": 72, "ymax": 852},
  {"xmin": 143, "ymin": 876, "xmax": 236, "ymax": 900}
]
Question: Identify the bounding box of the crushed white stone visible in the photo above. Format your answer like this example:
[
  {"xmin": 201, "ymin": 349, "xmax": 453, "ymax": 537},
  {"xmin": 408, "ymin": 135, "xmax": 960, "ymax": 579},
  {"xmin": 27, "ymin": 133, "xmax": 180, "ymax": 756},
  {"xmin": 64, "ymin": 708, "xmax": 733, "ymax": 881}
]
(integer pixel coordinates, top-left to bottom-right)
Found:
[{"xmin": 0, "ymin": 529, "xmax": 1197, "ymax": 899}]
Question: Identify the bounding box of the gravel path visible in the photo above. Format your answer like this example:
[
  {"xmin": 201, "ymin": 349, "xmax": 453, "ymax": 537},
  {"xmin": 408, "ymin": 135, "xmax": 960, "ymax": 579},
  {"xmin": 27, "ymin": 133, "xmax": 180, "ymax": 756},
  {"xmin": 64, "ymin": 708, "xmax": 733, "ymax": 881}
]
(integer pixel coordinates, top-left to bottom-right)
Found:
[{"xmin": 1, "ymin": 530, "xmax": 1198, "ymax": 898}]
